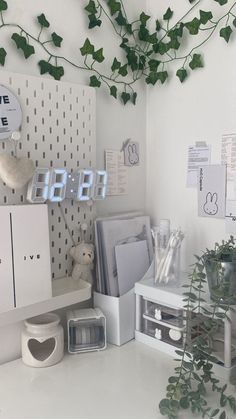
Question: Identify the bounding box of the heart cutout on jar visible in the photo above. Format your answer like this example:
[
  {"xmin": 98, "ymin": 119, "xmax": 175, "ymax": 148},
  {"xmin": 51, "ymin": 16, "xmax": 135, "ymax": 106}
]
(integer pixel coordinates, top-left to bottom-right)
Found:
[
  {"xmin": 0, "ymin": 154, "xmax": 34, "ymax": 189},
  {"xmin": 28, "ymin": 338, "xmax": 56, "ymax": 362}
]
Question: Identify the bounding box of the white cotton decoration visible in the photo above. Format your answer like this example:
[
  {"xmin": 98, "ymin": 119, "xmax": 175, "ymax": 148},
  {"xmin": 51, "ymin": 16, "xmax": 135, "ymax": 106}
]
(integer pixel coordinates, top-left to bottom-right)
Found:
[{"xmin": 0, "ymin": 154, "xmax": 34, "ymax": 189}]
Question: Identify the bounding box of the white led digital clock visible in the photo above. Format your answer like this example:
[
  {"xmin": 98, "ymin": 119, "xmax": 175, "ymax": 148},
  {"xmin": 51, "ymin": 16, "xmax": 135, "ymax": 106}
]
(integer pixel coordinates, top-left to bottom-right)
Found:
[{"xmin": 27, "ymin": 168, "xmax": 107, "ymax": 203}]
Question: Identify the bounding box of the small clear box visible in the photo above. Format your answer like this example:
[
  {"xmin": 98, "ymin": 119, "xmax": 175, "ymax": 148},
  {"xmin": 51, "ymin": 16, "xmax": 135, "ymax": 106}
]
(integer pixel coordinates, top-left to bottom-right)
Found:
[{"xmin": 67, "ymin": 308, "xmax": 106, "ymax": 354}]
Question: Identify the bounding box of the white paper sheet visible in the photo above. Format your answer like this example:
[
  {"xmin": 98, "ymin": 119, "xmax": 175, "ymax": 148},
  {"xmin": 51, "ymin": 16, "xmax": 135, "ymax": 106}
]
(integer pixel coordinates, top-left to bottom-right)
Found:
[
  {"xmin": 105, "ymin": 149, "xmax": 128, "ymax": 195},
  {"xmin": 225, "ymin": 200, "xmax": 236, "ymax": 234},
  {"xmin": 198, "ymin": 165, "xmax": 226, "ymax": 218},
  {"xmin": 221, "ymin": 133, "xmax": 236, "ymax": 181},
  {"xmin": 115, "ymin": 240, "xmax": 149, "ymax": 296},
  {"xmin": 186, "ymin": 144, "xmax": 211, "ymax": 187}
]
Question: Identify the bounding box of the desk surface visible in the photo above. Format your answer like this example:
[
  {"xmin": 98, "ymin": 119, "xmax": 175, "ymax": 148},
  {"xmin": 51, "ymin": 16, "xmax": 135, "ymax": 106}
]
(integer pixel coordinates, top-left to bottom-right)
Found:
[{"xmin": 0, "ymin": 341, "xmax": 233, "ymax": 419}]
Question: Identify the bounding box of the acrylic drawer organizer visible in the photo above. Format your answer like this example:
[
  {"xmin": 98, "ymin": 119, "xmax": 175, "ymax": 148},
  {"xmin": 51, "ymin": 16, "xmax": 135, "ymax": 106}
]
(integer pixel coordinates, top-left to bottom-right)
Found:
[{"xmin": 67, "ymin": 308, "xmax": 106, "ymax": 354}]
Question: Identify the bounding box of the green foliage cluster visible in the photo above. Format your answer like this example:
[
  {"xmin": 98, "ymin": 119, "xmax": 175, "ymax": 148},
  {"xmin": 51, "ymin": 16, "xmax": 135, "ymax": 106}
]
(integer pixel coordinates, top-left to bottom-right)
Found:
[
  {"xmin": 159, "ymin": 237, "xmax": 236, "ymax": 419},
  {"xmin": 0, "ymin": 0, "xmax": 236, "ymax": 104}
]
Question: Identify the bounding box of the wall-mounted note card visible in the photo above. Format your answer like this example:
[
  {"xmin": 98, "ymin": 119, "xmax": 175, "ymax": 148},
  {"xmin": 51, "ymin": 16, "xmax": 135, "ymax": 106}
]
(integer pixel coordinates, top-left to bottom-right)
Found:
[
  {"xmin": 221, "ymin": 133, "xmax": 236, "ymax": 181},
  {"xmin": 225, "ymin": 200, "xmax": 236, "ymax": 233},
  {"xmin": 186, "ymin": 143, "xmax": 211, "ymax": 187},
  {"xmin": 105, "ymin": 149, "xmax": 128, "ymax": 196},
  {"xmin": 198, "ymin": 165, "xmax": 226, "ymax": 218}
]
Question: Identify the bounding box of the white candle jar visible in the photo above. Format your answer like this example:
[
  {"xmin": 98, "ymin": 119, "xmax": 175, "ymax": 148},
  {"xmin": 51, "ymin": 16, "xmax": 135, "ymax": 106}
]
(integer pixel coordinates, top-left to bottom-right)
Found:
[{"xmin": 21, "ymin": 312, "xmax": 64, "ymax": 368}]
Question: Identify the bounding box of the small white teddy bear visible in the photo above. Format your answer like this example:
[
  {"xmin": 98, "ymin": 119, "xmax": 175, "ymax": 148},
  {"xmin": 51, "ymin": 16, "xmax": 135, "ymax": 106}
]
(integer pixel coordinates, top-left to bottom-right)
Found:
[{"xmin": 69, "ymin": 242, "xmax": 95, "ymax": 285}]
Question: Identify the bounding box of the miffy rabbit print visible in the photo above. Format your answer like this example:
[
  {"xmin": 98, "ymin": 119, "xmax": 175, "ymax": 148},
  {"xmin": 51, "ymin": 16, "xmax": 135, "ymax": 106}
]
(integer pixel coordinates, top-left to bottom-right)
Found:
[
  {"xmin": 124, "ymin": 141, "xmax": 140, "ymax": 166},
  {"xmin": 198, "ymin": 165, "xmax": 226, "ymax": 219}
]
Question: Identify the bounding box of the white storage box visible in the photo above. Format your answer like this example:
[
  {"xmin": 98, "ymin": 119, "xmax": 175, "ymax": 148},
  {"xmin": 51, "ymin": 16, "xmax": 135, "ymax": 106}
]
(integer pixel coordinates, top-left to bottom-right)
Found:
[
  {"xmin": 93, "ymin": 288, "xmax": 135, "ymax": 346},
  {"xmin": 67, "ymin": 308, "xmax": 106, "ymax": 353}
]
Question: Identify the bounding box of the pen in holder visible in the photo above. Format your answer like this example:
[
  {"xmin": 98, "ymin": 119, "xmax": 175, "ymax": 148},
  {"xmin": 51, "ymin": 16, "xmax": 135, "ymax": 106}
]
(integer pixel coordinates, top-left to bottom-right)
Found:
[{"xmin": 152, "ymin": 222, "xmax": 184, "ymax": 285}]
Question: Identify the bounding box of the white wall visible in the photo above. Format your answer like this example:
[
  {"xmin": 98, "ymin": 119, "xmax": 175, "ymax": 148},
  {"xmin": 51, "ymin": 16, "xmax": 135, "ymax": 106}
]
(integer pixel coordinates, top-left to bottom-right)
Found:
[
  {"xmin": 146, "ymin": 0, "xmax": 236, "ymax": 270},
  {"xmin": 0, "ymin": 0, "xmax": 147, "ymax": 364}
]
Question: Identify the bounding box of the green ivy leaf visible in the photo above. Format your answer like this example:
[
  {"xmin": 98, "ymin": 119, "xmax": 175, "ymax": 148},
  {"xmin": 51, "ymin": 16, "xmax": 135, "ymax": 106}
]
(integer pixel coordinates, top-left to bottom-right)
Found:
[
  {"xmin": 214, "ymin": 0, "xmax": 228, "ymax": 5},
  {"xmin": 89, "ymin": 75, "xmax": 101, "ymax": 87},
  {"xmin": 84, "ymin": 0, "xmax": 97, "ymax": 14},
  {"xmin": 111, "ymin": 57, "xmax": 121, "ymax": 72},
  {"xmin": 157, "ymin": 71, "xmax": 168, "ymax": 84},
  {"xmin": 0, "ymin": 0, "xmax": 7, "ymax": 12},
  {"xmin": 110, "ymin": 85, "xmax": 117, "ymax": 98},
  {"xmin": 233, "ymin": 17, "xmax": 236, "ymax": 28},
  {"xmin": 118, "ymin": 64, "xmax": 128, "ymax": 76},
  {"xmin": 139, "ymin": 12, "xmax": 150, "ymax": 26},
  {"xmin": 189, "ymin": 53, "xmax": 203, "ymax": 69},
  {"xmin": 121, "ymin": 91, "xmax": 130, "ymax": 105},
  {"xmin": 92, "ymin": 48, "xmax": 104, "ymax": 63},
  {"xmin": 220, "ymin": 25, "xmax": 232, "ymax": 43},
  {"xmin": 131, "ymin": 92, "xmax": 137, "ymax": 105},
  {"xmin": 176, "ymin": 68, "xmax": 187, "ymax": 82},
  {"xmin": 138, "ymin": 24, "xmax": 150, "ymax": 42},
  {"xmin": 163, "ymin": 7, "xmax": 173, "ymax": 21},
  {"xmin": 115, "ymin": 11, "xmax": 126, "ymax": 26},
  {"xmin": 38, "ymin": 60, "xmax": 51, "ymax": 75},
  {"xmin": 148, "ymin": 59, "xmax": 160, "ymax": 72},
  {"xmin": 0, "ymin": 48, "xmax": 6, "ymax": 65},
  {"xmin": 51, "ymin": 32, "xmax": 63, "ymax": 47},
  {"xmin": 127, "ymin": 50, "xmax": 138, "ymax": 71},
  {"xmin": 11, "ymin": 33, "xmax": 35, "ymax": 59},
  {"xmin": 88, "ymin": 14, "xmax": 102, "ymax": 29},
  {"xmin": 37, "ymin": 13, "xmax": 50, "ymax": 28},
  {"xmin": 146, "ymin": 71, "xmax": 158, "ymax": 85},
  {"xmin": 107, "ymin": 0, "xmax": 121, "ymax": 16},
  {"xmin": 199, "ymin": 10, "xmax": 213, "ymax": 25},
  {"xmin": 185, "ymin": 17, "xmax": 201, "ymax": 35},
  {"xmin": 153, "ymin": 41, "xmax": 169, "ymax": 55},
  {"xmin": 80, "ymin": 38, "xmax": 94, "ymax": 56},
  {"xmin": 156, "ymin": 19, "xmax": 161, "ymax": 31},
  {"xmin": 179, "ymin": 397, "xmax": 189, "ymax": 409},
  {"xmin": 50, "ymin": 65, "xmax": 64, "ymax": 80},
  {"xmin": 219, "ymin": 411, "xmax": 226, "ymax": 419},
  {"xmin": 126, "ymin": 23, "xmax": 133, "ymax": 35}
]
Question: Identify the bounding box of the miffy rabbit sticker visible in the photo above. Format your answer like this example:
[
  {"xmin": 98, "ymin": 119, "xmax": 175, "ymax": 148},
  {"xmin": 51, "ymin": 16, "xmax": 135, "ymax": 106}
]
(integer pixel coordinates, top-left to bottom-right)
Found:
[
  {"xmin": 124, "ymin": 141, "xmax": 140, "ymax": 166},
  {"xmin": 203, "ymin": 192, "xmax": 218, "ymax": 215}
]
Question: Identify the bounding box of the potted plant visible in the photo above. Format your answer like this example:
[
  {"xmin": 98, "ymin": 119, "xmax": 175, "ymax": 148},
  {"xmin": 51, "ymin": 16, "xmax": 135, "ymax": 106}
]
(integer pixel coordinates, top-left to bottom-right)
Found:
[{"xmin": 159, "ymin": 236, "xmax": 236, "ymax": 419}]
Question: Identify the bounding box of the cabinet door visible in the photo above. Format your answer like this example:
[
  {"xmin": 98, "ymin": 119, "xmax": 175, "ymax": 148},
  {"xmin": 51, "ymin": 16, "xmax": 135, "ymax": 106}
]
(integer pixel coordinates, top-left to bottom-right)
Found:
[
  {"xmin": 11, "ymin": 204, "xmax": 52, "ymax": 307},
  {"xmin": 0, "ymin": 207, "xmax": 14, "ymax": 313}
]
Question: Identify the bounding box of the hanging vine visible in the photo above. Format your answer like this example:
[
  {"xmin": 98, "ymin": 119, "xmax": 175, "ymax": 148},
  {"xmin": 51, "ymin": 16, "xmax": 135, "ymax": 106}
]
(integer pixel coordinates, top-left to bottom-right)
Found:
[{"xmin": 0, "ymin": 0, "xmax": 236, "ymax": 104}]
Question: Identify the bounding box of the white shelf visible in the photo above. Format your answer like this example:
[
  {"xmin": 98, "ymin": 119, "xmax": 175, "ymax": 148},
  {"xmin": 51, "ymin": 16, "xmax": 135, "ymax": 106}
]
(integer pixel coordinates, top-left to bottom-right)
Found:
[{"xmin": 0, "ymin": 277, "xmax": 91, "ymax": 327}]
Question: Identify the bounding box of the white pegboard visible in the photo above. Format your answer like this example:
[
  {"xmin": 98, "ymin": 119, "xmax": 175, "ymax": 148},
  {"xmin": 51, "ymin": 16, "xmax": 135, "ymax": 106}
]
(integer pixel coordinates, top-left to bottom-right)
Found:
[{"xmin": 0, "ymin": 70, "xmax": 96, "ymax": 279}]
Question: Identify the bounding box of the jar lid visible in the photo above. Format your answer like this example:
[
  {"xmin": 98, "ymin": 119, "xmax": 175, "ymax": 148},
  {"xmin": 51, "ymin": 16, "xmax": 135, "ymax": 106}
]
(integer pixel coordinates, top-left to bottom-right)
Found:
[{"xmin": 25, "ymin": 312, "xmax": 60, "ymax": 332}]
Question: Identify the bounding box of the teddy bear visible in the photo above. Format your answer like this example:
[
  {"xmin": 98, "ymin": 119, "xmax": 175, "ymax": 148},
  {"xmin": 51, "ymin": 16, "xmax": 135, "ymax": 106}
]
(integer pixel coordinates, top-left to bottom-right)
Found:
[{"xmin": 69, "ymin": 242, "xmax": 95, "ymax": 285}]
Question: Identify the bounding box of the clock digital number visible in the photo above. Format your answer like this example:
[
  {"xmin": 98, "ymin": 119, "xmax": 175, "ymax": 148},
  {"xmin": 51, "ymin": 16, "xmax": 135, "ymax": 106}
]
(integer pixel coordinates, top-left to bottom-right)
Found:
[
  {"xmin": 93, "ymin": 171, "xmax": 107, "ymax": 200},
  {"xmin": 27, "ymin": 168, "xmax": 108, "ymax": 203},
  {"xmin": 27, "ymin": 168, "xmax": 50, "ymax": 203},
  {"xmin": 48, "ymin": 169, "xmax": 68, "ymax": 202}
]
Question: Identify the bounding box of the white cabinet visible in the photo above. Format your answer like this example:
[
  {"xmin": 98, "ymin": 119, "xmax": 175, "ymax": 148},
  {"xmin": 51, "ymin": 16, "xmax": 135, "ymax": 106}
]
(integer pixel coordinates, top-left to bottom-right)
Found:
[{"xmin": 0, "ymin": 204, "xmax": 52, "ymax": 313}]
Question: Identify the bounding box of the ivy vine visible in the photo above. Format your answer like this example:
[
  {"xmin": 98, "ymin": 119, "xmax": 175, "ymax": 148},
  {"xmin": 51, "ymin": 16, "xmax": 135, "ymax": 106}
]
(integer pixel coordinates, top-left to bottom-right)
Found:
[{"xmin": 0, "ymin": 0, "xmax": 236, "ymax": 104}]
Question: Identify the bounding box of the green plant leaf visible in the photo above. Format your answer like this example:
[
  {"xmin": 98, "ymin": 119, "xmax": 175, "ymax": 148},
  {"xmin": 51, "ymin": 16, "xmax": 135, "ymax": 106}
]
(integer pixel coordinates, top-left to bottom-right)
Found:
[
  {"xmin": 139, "ymin": 12, "xmax": 150, "ymax": 26},
  {"xmin": 146, "ymin": 71, "xmax": 158, "ymax": 85},
  {"xmin": 38, "ymin": 60, "xmax": 51, "ymax": 75},
  {"xmin": 111, "ymin": 57, "xmax": 121, "ymax": 72},
  {"xmin": 51, "ymin": 32, "xmax": 63, "ymax": 47},
  {"xmin": 185, "ymin": 18, "xmax": 201, "ymax": 35},
  {"xmin": 189, "ymin": 53, "xmax": 203, "ymax": 70},
  {"xmin": 88, "ymin": 14, "xmax": 102, "ymax": 29},
  {"xmin": 118, "ymin": 64, "xmax": 128, "ymax": 76},
  {"xmin": 49, "ymin": 65, "xmax": 64, "ymax": 80},
  {"xmin": 85, "ymin": 0, "xmax": 97, "ymax": 14},
  {"xmin": 148, "ymin": 59, "xmax": 160, "ymax": 72},
  {"xmin": 163, "ymin": 7, "xmax": 173, "ymax": 21},
  {"xmin": 121, "ymin": 92, "xmax": 130, "ymax": 105},
  {"xmin": 0, "ymin": 48, "xmax": 6, "ymax": 65},
  {"xmin": 138, "ymin": 24, "xmax": 150, "ymax": 42},
  {"xmin": 156, "ymin": 19, "xmax": 161, "ymax": 31},
  {"xmin": 92, "ymin": 48, "xmax": 104, "ymax": 63},
  {"xmin": 157, "ymin": 71, "xmax": 168, "ymax": 84},
  {"xmin": 89, "ymin": 75, "xmax": 101, "ymax": 87},
  {"xmin": 176, "ymin": 68, "xmax": 187, "ymax": 82},
  {"xmin": 115, "ymin": 11, "xmax": 126, "ymax": 26},
  {"xmin": 219, "ymin": 411, "xmax": 226, "ymax": 419},
  {"xmin": 214, "ymin": 0, "xmax": 228, "ymax": 5},
  {"xmin": 220, "ymin": 26, "xmax": 232, "ymax": 43},
  {"xmin": 233, "ymin": 18, "xmax": 236, "ymax": 28},
  {"xmin": 110, "ymin": 85, "xmax": 117, "ymax": 98},
  {"xmin": 127, "ymin": 50, "xmax": 138, "ymax": 71},
  {"xmin": 37, "ymin": 13, "xmax": 50, "ymax": 28},
  {"xmin": 11, "ymin": 33, "xmax": 35, "ymax": 59},
  {"xmin": 199, "ymin": 10, "xmax": 213, "ymax": 25},
  {"xmin": 0, "ymin": 0, "xmax": 7, "ymax": 12},
  {"xmin": 107, "ymin": 0, "xmax": 121, "ymax": 16},
  {"xmin": 180, "ymin": 397, "xmax": 189, "ymax": 409},
  {"xmin": 80, "ymin": 38, "xmax": 94, "ymax": 56},
  {"xmin": 131, "ymin": 92, "xmax": 137, "ymax": 105}
]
